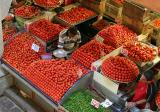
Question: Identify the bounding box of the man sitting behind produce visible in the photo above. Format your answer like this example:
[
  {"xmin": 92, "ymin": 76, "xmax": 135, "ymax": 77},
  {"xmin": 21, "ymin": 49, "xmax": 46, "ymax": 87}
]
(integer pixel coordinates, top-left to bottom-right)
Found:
[
  {"xmin": 126, "ymin": 70, "xmax": 158, "ymax": 112},
  {"xmin": 58, "ymin": 26, "xmax": 81, "ymax": 53}
]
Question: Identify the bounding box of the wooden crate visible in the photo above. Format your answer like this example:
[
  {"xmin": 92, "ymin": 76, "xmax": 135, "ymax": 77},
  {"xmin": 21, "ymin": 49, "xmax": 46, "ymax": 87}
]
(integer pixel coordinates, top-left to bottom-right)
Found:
[
  {"xmin": 80, "ymin": 0, "xmax": 106, "ymax": 14},
  {"xmin": 123, "ymin": 15, "xmax": 151, "ymax": 34},
  {"xmin": 122, "ymin": 0, "xmax": 150, "ymax": 22},
  {"xmin": 104, "ymin": 2, "xmax": 123, "ymax": 19}
]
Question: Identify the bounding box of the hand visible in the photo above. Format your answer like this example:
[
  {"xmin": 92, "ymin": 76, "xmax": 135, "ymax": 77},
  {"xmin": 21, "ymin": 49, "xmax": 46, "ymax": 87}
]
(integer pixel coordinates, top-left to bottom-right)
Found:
[{"xmin": 126, "ymin": 102, "xmax": 136, "ymax": 109}]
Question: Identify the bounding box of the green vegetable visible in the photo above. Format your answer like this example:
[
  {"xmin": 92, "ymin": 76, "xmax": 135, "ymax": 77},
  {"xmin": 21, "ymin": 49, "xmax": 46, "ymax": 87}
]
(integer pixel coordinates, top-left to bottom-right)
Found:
[{"xmin": 63, "ymin": 90, "xmax": 112, "ymax": 112}]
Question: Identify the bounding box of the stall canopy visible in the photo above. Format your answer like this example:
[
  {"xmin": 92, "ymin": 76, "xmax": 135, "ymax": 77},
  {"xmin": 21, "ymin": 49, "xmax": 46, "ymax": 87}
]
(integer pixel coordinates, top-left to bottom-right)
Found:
[{"xmin": 131, "ymin": 0, "xmax": 160, "ymax": 13}]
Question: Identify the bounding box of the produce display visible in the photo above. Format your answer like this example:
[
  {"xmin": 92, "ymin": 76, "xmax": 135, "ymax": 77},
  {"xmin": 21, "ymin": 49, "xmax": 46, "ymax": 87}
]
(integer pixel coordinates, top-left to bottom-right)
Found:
[
  {"xmin": 101, "ymin": 56, "xmax": 139, "ymax": 83},
  {"xmin": 93, "ymin": 19, "xmax": 110, "ymax": 31},
  {"xmin": 3, "ymin": 27, "xmax": 17, "ymax": 42},
  {"xmin": 115, "ymin": 0, "xmax": 124, "ymax": 4},
  {"xmin": 29, "ymin": 19, "xmax": 65, "ymax": 42},
  {"xmin": 15, "ymin": 5, "xmax": 40, "ymax": 19},
  {"xmin": 63, "ymin": 90, "xmax": 111, "ymax": 112},
  {"xmin": 73, "ymin": 60, "xmax": 90, "ymax": 75},
  {"xmin": 153, "ymin": 19, "xmax": 160, "ymax": 28},
  {"xmin": 33, "ymin": 0, "xmax": 61, "ymax": 8},
  {"xmin": 3, "ymin": 32, "xmax": 45, "ymax": 73},
  {"xmin": 71, "ymin": 40, "xmax": 115, "ymax": 68},
  {"xmin": 58, "ymin": 7, "xmax": 96, "ymax": 24},
  {"xmin": 98, "ymin": 24, "xmax": 137, "ymax": 48},
  {"xmin": 123, "ymin": 41, "xmax": 156, "ymax": 62},
  {"xmin": 22, "ymin": 59, "xmax": 81, "ymax": 102},
  {"xmin": 156, "ymin": 90, "xmax": 160, "ymax": 107}
]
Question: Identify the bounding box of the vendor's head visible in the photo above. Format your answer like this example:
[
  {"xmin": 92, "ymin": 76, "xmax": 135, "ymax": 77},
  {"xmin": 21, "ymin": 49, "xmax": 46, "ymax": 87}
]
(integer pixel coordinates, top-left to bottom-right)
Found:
[
  {"xmin": 141, "ymin": 70, "xmax": 154, "ymax": 81},
  {"xmin": 67, "ymin": 27, "xmax": 78, "ymax": 38}
]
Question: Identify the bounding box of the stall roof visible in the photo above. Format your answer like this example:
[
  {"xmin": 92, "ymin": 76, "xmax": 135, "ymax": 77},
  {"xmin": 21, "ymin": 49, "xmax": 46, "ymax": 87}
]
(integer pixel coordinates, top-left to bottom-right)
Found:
[{"xmin": 130, "ymin": 0, "xmax": 160, "ymax": 13}]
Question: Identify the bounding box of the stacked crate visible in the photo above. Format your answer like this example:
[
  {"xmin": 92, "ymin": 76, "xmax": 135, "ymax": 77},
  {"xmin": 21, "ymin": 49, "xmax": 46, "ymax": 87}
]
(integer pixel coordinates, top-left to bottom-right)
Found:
[
  {"xmin": 104, "ymin": 0, "xmax": 123, "ymax": 20},
  {"xmin": 122, "ymin": 0, "xmax": 151, "ymax": 35},
  {"xmin": 78, "ymin": 0, "xmax": 106, "ymax": 14}
]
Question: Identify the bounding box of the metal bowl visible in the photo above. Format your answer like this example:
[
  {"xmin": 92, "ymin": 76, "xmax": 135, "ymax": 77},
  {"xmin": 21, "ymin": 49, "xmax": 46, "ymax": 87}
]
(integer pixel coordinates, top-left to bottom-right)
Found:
[
  {"xmin": 141, "ymin": 109, "xmax": 153, "ymax": 112},
  {"xmin": 53, "ymin": 49, "xmax": 67, "ymax": 58}
]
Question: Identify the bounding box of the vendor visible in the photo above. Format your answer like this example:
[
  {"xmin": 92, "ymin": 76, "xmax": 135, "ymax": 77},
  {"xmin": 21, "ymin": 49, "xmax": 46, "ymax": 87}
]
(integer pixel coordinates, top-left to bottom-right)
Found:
[
  {"xmin": 126, "ymin": 70, "xmax": 158, "ymax": 111},
  {"xmin": 58, "ymin": 26, "xmax": 81, "ymax": 53}
]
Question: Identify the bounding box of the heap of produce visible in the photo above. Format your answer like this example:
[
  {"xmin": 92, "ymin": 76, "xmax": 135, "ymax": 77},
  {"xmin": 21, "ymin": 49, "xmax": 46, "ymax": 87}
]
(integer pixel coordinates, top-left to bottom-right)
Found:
[
  {"xmin": 115, "ymin": 0, "xmax": 124, "ymax": 4},
  {"xmin": 153, "ymin": 19, "xmax": 160, "ymax": 28},
  {"xmin": 33, "ymin": 0, "xmax": 61, "ymax": 8},
  {"xmin": 58, "ymin": 7, "xmax": 96, "ymax": 24},
  {"xmin": 63, "ymin": 90, "xmax": 110, "ymax": 112},
  {"xmin": 3, "ymin": 27, "xmax": 17, "ymax": 42},
  {"xmin": 156, "ymin": 90, "xmax": 160, "ymax": 107},
  {"xmin": 22, "ymin": 59, "xmax": 81, "ymax": 102},
  {"xmin": 29, "ymin": 19, "xmax": 65, "ymax": 42},
  {"xmin": 72, "ymin": 60, "xmax": 89, "ymax": 75},
  {"xmin": 71, "ymin": 40, "xmax": 115, "ymax": 68},
  {"xmin": 123, "ymin": 41, "xmax": 156, "ymax": 62},
  {"xmin": 93, "ymin": 19, "xmax": 110, "ymax": 31},
  {"xmin": 98, "ymin": 24, "xmax": 137, "ymax": 48},
  {"xmin": 3, "ymin": 32, "xmax": 45, "ymax": 73},
  {"xmin": 101, "ymin": 56, "xmax": 139, "ymax": 83},
  {"xmin": 15, "ymin": 5, "xmax": 40, "ymax": 19}
]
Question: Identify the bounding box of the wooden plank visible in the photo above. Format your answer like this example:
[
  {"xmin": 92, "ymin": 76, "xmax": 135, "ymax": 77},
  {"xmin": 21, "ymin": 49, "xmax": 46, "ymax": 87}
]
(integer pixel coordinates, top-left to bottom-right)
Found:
[{"xmin": 130, "ymin": 0, "xmax": 160, "ymax": 13}]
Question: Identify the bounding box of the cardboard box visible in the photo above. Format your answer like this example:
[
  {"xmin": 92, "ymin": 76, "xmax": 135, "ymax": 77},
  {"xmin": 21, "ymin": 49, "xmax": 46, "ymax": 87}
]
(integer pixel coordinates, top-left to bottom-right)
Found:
[
  {"xmin": 104, "ymin": 2, "xmax": 123, "ymax": 19},
  {"xmin": 122, "ymin": 0, "xmax": 150, "ymax": 22},
  {"xmin": 80, "ymin": 0, "xmax": 106, "ymax": 14},
  {"xmin": 123, "ymin": 15, "xmax": 151, "ymax": 34}
]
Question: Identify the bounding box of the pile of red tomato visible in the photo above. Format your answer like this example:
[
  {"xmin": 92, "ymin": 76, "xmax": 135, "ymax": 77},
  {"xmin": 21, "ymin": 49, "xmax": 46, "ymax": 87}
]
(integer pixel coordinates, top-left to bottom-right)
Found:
[
  {"xmin": 71, "ymin": 40, "xmax": 115, "ymax": 68},
  {"xmin": 123, "ymin": 41, "xmax": 156, "ymax": 62},
  {"xmin": 29, "ymin": 19, "xmax": 65, "ymax": 42},
  {"xmin": 156, "ymin": 90, "xmax": 160, "ymax": 107},
  {"xmin": 3, "ymin": 32, "xmax": 45, "ymax": 73},
  {"xmin": 3, "ymin": 27, "xmax": 17, "ymax": 42},
  {"xmin": 15, "ymin": 5, "xmax": 40, "ymax": 19},
  {"xmin": 93, "ymin": 19, "xmax": 109, "ymax": 31},
  {"xmin": 72, "ymin": 59, "xmax": 89, "ymax": 75},
  {"xmin": 98, "ymin": 24, "xmax": 137, "ymax": 48},
  {"xmin": 101, "ymin": 56, "xmax": 139, "ymax": 83},
  {"xmin": 58, "ymin": 7, "xmax": 96, "ymax": 24},
  {"xmin": 153, "ymin": 19, "xmax": 160, "ymax": 28},
  {"xmin": 33, "ymin": 0, "xmax": 60, "ymax": 8},
  {"xmin": 22, "ymin": 59, "xmax": 80, "ymax": 102},
  {"xmin": 115, "ymin": 0, "xmax": 124, "ymax": 4}
]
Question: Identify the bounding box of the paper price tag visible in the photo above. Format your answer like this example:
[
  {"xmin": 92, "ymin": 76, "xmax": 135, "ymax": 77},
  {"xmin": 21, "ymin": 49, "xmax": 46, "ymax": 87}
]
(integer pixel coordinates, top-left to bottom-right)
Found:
[
  {"xmin": 121, "ymin": 48, "xmax": 128, "ymax": 56},
  {"xmin": 91, "ymin": 99, "xmax": 100, "ymax": 109},
  {"xmin": 100, "ymin": 99, "xmax": 113, "ymax": 108},
  {"xmin": 96, "ymin": 36, "xmax": 104, "ymax": 43},
  {"xmin": 32, "ymin": 43, "xmax": 40, "ymax": 52}
]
